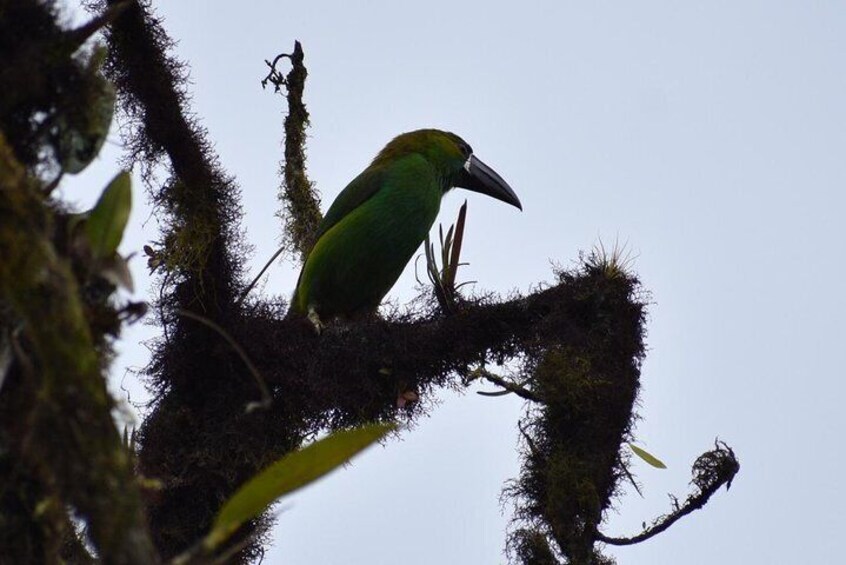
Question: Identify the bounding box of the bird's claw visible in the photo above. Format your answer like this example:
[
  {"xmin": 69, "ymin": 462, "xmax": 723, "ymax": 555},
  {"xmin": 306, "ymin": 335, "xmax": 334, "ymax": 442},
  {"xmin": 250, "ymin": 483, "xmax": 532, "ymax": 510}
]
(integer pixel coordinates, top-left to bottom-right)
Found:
[{"xmin": 307, "ymin": 307, "xmax": 325, "ymax": 335}]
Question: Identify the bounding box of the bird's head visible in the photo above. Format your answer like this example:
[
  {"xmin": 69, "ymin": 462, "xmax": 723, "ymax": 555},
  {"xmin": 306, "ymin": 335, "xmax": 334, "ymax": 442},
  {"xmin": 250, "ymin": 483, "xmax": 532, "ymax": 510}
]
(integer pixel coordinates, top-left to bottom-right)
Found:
[{"xmin": 373, "ymin": 129, "xmax": 522, "ymax": 210}]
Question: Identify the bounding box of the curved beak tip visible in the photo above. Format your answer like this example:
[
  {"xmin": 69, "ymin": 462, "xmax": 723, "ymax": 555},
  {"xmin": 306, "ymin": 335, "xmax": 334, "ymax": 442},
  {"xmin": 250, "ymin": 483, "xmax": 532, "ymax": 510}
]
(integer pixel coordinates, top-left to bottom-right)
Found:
[{"xmin": 462, "ymin": 154, "xmax": 522, "ymax": 212}]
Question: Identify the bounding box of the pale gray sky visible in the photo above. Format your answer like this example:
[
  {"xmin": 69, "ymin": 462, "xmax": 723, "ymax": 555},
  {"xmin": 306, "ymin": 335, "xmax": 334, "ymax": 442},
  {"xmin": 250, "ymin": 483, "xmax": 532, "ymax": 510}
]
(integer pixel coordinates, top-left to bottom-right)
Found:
[{"xmin": 67, "ymin": 1, "xmax": 845, "ymax": 563}]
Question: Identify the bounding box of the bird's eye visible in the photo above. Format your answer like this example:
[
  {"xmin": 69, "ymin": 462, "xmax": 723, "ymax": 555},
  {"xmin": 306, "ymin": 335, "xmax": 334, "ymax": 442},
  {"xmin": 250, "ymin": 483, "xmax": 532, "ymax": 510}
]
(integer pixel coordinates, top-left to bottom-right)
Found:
[{"xmin": 459, "ymin": 141, "xmax": 473, "ymax": 157}]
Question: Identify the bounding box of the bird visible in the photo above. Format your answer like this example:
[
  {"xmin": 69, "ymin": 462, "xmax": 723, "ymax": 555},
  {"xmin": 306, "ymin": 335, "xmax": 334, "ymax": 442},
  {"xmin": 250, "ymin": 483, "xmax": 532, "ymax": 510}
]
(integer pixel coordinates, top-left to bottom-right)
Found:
[{"xmin": 291, "ymin": 129, "xmax": 521, "ymax": 329}]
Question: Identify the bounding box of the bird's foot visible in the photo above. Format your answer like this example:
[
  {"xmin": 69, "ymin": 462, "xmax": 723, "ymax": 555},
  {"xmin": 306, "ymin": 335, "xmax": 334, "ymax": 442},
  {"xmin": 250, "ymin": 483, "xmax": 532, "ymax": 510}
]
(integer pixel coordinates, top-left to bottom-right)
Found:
[{"xmin": 307, "ymin": 306, "xmax": 325, "ymax": 335}]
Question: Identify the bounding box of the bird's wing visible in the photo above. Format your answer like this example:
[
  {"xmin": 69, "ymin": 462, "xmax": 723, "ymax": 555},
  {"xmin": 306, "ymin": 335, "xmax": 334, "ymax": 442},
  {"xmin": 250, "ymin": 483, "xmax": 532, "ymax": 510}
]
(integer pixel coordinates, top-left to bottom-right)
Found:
[
  {"xmin": 291, "ymin": 166, "xmax": 386, "ymax": 314},
  {"xmin": 313, "ymin": 166, "xmax": 386, "ymax": 241}
]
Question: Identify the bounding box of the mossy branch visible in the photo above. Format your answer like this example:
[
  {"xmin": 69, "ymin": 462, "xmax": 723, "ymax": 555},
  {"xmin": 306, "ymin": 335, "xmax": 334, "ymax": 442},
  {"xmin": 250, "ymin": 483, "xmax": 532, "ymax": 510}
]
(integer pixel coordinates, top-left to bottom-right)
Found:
[
  {"xmin": 263, "ymin": 41, "xmax": 322, "ymax": 260},
  {"xmin": 101, "ymin": 0, "xmax": 245, "ymax": 317},
  {"xmin": 596, "ymin": 441, "xmax": 739, "ymax": 547},
  {"xmin": 95, "ymin": 1, "xmax": 254, "ymax": 558},
  {"xmin": 242, "ymin": 260, "xmax": 644, "ymax": 433},
  {"xmin": 0, "ymin": 133, "xmax": 157, "ymax": 564}
]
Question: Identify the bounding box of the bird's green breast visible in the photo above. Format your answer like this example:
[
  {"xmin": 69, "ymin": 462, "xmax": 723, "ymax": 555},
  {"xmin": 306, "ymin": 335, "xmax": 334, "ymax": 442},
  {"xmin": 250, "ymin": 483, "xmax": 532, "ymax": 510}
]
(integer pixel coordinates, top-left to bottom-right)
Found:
[{"xmin": 294, "ymin": 154, "xmax": 444, "ymax": 318}]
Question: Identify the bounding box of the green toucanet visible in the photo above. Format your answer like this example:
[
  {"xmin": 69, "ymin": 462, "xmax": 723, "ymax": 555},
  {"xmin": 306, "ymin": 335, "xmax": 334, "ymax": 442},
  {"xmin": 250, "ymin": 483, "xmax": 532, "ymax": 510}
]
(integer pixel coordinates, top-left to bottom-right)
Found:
[{"xmin": 291, "ymin": 129, "xmax": 521, "ymax": 323}]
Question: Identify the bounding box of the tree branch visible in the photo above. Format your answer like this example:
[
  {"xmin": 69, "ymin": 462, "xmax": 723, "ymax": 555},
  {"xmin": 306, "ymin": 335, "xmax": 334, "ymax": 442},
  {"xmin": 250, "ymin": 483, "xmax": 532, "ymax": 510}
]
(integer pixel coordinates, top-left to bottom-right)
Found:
[
  {"xmin": 596, "ymin": 441, "xmax": 740, "ymax": 546},
  {"xmin": 0, "ymin": 132, "xmax": 157, "ymax": 564},
  {"xmin": 471, "ymin": 367, "xmax": 542, "ymax": 402},
  {"xmin": 264, "ymin": 41, "xmax": 322, "ymax": 260},
  {"xmin": 102, "ymin": 0, "xmax": 245, "ymax": 318}
]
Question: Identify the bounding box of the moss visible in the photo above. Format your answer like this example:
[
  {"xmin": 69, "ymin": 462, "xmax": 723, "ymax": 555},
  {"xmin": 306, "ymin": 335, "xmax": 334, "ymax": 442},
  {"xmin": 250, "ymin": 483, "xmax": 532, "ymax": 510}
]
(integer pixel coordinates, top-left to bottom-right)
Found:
[
  {"xmin": 509, "ymin": 528, "xmax": 560, "ymax": 565},
  {"xmin": 1, "ymin": 118, "xmax": 155, "ymax": 563},
  {"xmin": 501, "ymin": 258, "xmax": 645, "ymax": 563},
  {"xmin": 271, "ymin": 41, "xmax": 323, "ymax": 260}
]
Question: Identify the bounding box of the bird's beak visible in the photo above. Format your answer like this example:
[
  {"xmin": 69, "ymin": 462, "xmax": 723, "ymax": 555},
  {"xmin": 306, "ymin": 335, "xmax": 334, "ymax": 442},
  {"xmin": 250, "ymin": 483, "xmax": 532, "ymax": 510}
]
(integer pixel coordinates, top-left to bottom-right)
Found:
[{"xmin": 458, "ymin": 155, "xmax": 522, "ymax": 211}]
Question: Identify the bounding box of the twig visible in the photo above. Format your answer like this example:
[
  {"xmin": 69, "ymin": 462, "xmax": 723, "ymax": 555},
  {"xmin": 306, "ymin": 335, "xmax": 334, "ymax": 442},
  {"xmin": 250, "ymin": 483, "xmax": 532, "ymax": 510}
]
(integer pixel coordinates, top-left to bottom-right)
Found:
[
  {"xmin": 66, "ymin": 1, "xmax": 132, "ymax": 52},
  {"xmin": 517, "ymin": 421, "xmax": 540, "ymax": 457},
  {"xmin": 472, "ymin": 367, "xmax": 542, "ymax": 402},
  {"xmin": 236, "ymin": 245, "xmax": 286, "ymax": 304},
  {"xmin": 596, "ymin": 442, "xmax": 739, "ymax": 546},
  {"xmin": 261, "ymin": 53, "xmax": 292, "ymax": 91},
  {"xmin": 620, "ymin": 461, "xmax": 644, "ymax": 498}
]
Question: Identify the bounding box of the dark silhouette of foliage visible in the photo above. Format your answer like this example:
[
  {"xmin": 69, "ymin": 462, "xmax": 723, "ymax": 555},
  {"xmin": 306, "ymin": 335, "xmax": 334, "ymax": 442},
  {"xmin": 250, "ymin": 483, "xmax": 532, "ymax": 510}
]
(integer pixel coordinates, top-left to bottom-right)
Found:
[
  {"xmin": 0, "ymin": 1, "xmax": 739, "ymax": 563},
  {"xmin": 1, "ymin": 2, "xmax": 156, "ymax": 562}
]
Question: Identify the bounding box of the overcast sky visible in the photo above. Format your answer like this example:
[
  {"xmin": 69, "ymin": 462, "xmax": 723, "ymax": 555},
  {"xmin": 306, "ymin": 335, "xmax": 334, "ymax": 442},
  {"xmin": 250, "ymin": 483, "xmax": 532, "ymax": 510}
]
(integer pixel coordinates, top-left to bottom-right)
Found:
[{"xmin": 66, "ymin": 1, "xmax": 845, "ymax": 563}]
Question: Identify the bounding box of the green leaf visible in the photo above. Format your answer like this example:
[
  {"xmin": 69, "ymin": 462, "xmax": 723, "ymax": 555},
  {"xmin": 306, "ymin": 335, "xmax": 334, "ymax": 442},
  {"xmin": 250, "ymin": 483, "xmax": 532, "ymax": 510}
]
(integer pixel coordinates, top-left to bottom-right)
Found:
[
  {"xmin": 204, "ymin": 423, "xmax": 395, "ymax": 551},
  {"xmin": 85, "ymin": 171, "xmax": 131, "ymax": 259},
  {"xmin": 445, "ymin": 200, "xmax": 467, "ymax": 288},
  {"xmin": 628, "ymin": 443, "xmax": 667, "ymax": 469}
]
